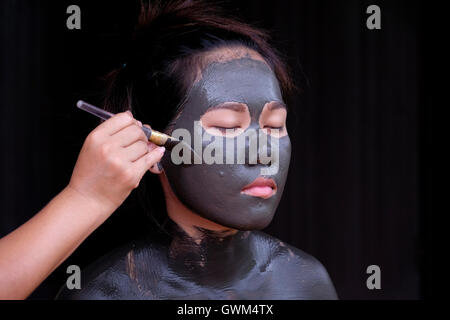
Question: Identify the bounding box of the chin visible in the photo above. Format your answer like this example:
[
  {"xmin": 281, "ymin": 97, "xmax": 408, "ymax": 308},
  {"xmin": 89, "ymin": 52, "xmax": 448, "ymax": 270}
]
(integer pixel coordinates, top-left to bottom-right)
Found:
[{"xmin": 211, "ymin": 213, "xmax": 275, "ymax": 231}]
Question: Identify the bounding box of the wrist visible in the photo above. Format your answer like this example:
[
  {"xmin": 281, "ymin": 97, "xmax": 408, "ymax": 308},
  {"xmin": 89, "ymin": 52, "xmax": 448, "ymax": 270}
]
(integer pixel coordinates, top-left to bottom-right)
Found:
[{"xmin": 63, "ymin": 184, "xmax": 117, "ymax": 221}]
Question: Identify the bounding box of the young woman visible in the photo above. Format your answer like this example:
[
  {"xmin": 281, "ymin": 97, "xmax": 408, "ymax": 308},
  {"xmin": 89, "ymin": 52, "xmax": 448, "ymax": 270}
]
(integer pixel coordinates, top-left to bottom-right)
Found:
[
  {"xmin": 0, "ymin": 0, "xmax": 337, "ymax": 300},
  {"xmin": 57, "ymin": 0, "xmax": 337, "ymax": 300}
]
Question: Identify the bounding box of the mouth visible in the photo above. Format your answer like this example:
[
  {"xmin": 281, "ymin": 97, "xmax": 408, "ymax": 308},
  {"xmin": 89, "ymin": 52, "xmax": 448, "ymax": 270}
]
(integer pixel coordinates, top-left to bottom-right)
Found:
[{"xmin": 241, "ymin": 177, "xmax": 277, "ymax": 199}]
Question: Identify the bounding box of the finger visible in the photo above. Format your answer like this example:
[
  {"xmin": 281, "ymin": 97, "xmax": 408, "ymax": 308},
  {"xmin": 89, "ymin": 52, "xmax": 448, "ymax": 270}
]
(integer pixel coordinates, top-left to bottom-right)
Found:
[
  {"xmin": 148, "ymin": 141, "xmax": 158, "ymax": 151},
  {"xmin": 149, "ymin": 161, "xmax": 163, "ymax": 174},
  {"xmin": 95, "ymin": 111, "xmax": 136, "ymax": 136},
  {"xmin": 132, "ymin": 147, "xmax": 165, "ymax": 179},
  {"xmin": 147, "ymin": 140, "xmax": 162, "ymax": 173},
  {"xmin": 113, "ymin": 123, "xmax": 148, "ymax": 147},
  {"xmin": 122, "ymin": 140, "xmax": 149, "ymax": 162}
]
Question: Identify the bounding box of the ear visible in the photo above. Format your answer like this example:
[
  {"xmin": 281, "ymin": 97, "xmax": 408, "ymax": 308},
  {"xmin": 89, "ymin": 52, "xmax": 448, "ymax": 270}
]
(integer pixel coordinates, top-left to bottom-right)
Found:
[{"xmin": 149, "ymin": 161, "xmax": 163, "ymax": 174}]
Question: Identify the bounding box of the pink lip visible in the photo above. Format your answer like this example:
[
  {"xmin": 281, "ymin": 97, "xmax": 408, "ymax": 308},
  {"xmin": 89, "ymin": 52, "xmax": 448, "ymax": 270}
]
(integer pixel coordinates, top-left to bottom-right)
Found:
[{"xmin": 241, "ymin": 177, "xmax": 277, "ymax": 199}]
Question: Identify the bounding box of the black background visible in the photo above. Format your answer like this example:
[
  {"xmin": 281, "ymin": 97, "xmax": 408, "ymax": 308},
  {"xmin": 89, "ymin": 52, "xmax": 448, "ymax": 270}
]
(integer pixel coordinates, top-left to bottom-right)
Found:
[{"xmin": 0, "ymin": 0, "xmax": 431, "ymax": 299}]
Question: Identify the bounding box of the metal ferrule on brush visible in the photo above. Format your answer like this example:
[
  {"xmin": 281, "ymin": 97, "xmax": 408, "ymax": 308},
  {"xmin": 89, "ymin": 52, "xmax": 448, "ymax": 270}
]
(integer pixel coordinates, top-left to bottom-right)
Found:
[
  {"xmin": 150, "ymin": 131, "xmax": 169, "ymax": 145},
  {"xmin": 141, "ymin": 126, "xmax": 178, "ymax": 149}
]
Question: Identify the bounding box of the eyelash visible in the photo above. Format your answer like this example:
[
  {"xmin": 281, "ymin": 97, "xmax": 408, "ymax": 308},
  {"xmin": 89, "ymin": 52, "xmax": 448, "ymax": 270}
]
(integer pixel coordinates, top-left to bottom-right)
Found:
[
  {"xmin": 213, "ymin": 126, "xmax": 240, "ymax": 132},
  {"xmin": 264, "ymin": 126, "xmax": 283, "ymax": 130},
  {"xmin": 213, "ymin": 126, "xmax": 284, "ymax": 132}
]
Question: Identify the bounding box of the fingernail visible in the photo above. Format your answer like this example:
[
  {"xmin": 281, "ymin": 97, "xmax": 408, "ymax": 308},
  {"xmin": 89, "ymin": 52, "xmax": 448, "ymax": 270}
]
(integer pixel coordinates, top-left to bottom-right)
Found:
[
  {"xmin": 158, "ymin": 147, "xmax": 165, "ymax": 153},
  {"xmin": 137, "ymin": 120, "xmax": 142, "ymax": 127},
  {"xmin": 126, "ymin": 110, "xmax": 133, "ymax": 117}
]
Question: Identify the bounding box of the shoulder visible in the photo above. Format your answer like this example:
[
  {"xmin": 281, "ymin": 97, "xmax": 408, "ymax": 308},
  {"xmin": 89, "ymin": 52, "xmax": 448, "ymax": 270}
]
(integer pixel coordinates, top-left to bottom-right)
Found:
[
  {"xmin": 55, "ymin": 238, "xmax": 168, "ymax": 300},
  {"xmin": 249, "ymin": 231, "xmax": 338, "ymax": 300}
]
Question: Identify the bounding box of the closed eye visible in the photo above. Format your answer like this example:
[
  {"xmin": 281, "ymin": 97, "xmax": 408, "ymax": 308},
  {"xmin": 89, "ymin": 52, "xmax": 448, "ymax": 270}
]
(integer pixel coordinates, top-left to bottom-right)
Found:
[
  {"xmin": 213, "ymin": 126, "xmax": 241, "ymax": 133},
  {"xmin": 259, "ymin": 102, "xmax": 288, "ymax": 138},
  {"xmin": 213, "ymin": 126, "xmax": 241, "ymax": 130},
  {"xmin": 263, "ymin": 126, "xmax": 283, "ymax": 130}
]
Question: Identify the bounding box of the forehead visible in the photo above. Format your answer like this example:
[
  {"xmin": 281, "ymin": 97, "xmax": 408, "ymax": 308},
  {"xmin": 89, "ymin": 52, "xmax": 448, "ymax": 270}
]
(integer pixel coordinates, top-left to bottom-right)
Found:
[{"xmin": 185, "ymin": 58, "xmax": 284, "ymax": 113}]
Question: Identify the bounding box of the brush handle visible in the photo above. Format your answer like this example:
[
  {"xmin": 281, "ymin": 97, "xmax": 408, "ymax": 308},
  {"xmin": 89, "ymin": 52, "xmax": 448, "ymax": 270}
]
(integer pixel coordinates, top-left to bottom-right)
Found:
[
  {"xmin": 76, "ymin": 100, "xmax": 154, "ymax": 140},
  {"xmin": 76, "ymin": 100, "xmax": 115, "ymax": 121},
  {"xmin": 140, "ymin": 125, "xmax": 153, "ymax": 140}
]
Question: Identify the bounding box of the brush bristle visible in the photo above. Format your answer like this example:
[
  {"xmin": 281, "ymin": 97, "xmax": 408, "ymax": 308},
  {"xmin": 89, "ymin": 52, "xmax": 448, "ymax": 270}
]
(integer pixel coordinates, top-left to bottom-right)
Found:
[{"xmin": 164, "ymin": 137, "xmax": 180, "ymax": 151}]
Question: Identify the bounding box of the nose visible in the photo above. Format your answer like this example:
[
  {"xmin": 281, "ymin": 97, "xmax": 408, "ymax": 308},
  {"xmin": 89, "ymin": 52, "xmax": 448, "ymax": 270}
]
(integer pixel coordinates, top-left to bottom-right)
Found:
[{"xmin": 242, "ymin": 125, "xmax": 273, "ymax": 167}]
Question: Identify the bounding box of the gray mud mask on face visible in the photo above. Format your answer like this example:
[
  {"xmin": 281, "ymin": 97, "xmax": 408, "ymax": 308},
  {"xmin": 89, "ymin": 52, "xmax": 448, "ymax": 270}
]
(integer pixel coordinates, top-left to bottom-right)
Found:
[{"xmin": 161, "ymin": 58, "xmax": 291, "ymax": 230}]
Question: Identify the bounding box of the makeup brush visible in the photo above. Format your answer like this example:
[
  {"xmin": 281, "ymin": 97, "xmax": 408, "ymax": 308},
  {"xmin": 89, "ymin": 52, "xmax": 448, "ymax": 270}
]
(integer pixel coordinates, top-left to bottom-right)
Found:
[{"xmin": 76, "ymin": 100, "xmax": 181, "ymax": 151}]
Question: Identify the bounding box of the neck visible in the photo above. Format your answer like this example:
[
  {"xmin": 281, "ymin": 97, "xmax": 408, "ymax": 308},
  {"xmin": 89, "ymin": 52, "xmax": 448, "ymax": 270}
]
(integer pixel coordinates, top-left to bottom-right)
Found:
[
  {"xmin": 159, "ymin": 173, "xmax": 255, "ymax": 286},
  {"xmin": 167, "ymin": 219, "xmax": 254, "ymax": 287}
]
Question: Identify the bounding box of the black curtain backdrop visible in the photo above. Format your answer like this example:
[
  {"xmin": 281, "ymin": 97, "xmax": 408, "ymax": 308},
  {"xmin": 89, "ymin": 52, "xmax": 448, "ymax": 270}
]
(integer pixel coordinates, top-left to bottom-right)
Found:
[{"xmin": 0, "ymin": 0, "xmax": 430, "ymax": 299}]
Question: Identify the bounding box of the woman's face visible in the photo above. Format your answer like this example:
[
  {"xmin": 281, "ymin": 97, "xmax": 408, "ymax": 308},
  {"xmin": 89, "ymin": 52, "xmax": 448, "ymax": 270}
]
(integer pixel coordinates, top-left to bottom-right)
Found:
[{"xmin": 161, "ymin": 57, "xmax": 291, "ymax": 230}]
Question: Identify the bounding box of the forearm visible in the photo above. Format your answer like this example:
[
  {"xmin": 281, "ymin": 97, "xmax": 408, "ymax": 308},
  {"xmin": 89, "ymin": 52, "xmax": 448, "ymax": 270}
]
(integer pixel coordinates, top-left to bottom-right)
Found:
[{"xmin": 0, "ymin": 185, "xmax": 113, "ymax": 299}]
